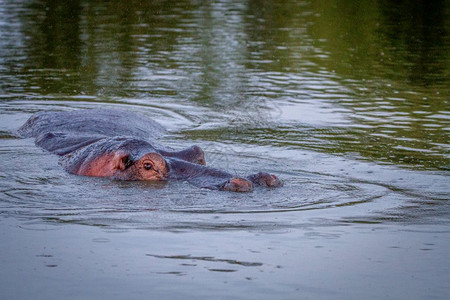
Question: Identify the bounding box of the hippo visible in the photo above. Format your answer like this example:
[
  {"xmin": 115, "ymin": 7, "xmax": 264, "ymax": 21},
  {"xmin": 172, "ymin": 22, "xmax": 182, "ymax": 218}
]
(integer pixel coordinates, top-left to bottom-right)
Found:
[{"xmin": 18, "ymin": 109, "xmax": 282, "ymax": 192}]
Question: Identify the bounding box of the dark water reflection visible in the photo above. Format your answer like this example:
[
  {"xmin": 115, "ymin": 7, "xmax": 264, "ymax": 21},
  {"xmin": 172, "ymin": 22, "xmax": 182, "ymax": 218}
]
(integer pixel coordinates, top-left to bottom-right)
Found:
[
  {"xmin": 1, "ymin": 0, "xmax": 447, "ymax": 169},
  {"xmin": 0, "ymin": 0, "xmax": 449, "ymax": 299}
]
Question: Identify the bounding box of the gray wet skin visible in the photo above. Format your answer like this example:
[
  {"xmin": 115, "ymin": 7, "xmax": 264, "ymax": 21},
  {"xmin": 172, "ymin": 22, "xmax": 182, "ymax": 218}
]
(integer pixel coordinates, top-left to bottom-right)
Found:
[{"xmin": 18, "ymin": 109, "xmax": 283, "ymax": 192}]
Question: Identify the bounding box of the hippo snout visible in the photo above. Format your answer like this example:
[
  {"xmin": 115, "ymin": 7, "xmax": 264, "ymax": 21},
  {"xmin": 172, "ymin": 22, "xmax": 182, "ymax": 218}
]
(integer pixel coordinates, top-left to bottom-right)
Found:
[{"xmin": 221, "ymin": 177, "xmax": 254, "ymax": 193}]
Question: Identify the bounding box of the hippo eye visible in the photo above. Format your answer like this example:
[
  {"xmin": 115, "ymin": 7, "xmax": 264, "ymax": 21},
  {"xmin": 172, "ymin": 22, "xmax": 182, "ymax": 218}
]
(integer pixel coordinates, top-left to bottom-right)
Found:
[{"xmin": 143, "ymin": 162, "xmax": 153, "ymax": 171}]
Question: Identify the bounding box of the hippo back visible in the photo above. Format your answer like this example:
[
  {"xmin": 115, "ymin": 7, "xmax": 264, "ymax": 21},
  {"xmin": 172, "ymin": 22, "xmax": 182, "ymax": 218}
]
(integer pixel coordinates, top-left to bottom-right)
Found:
[{"xmin": 18, "ymin": 109, "xmax": 166, "ymax": 139}]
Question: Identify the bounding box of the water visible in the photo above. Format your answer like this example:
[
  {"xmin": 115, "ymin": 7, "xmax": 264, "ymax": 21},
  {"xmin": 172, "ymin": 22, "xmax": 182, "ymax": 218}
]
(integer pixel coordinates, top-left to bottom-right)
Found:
[{"xmin": 0, "ymin": 0, "xmax": 449, "ymax": 299}]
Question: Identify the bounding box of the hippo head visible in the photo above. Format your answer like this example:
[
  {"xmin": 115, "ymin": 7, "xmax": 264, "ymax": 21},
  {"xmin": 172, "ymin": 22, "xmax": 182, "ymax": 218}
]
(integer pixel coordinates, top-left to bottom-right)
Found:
[
  {"xmin": 113, "ymin": 152, "xmax": 169, "ymax": 181},
  {"xmin": 57, "ymin": 135, "xmax": 282, "ymax": 192},
  {"xmin": 73, "ymin": 149, "xmax": 170, "ymax": 181}
]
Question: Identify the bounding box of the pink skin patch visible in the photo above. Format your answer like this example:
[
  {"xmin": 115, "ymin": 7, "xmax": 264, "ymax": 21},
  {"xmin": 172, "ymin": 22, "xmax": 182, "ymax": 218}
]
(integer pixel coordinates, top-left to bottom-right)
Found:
[{"xmin": 78, "ymin": 152, "xmax": 122, "ymax": 177}]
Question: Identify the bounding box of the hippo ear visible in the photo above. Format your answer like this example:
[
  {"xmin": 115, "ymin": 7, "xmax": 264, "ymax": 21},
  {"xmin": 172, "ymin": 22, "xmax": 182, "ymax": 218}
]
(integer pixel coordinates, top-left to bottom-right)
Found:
[{"xmin": 113, "ymin": 152, "xmax": 133, "ymax": 170}]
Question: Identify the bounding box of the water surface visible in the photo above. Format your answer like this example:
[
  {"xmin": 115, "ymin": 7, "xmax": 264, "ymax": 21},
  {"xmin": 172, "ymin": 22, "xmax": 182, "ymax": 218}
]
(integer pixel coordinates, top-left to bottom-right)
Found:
[{"xmin": 0, "ymin": 0, "xmax": 449, "ymax": 299}]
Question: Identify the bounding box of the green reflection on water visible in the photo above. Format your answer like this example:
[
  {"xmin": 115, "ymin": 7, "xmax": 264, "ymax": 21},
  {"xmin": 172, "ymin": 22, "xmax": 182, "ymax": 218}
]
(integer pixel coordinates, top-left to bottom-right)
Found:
[{"xmin": 1, "ymin": 0, "xmax": 449, "ymax": 170}]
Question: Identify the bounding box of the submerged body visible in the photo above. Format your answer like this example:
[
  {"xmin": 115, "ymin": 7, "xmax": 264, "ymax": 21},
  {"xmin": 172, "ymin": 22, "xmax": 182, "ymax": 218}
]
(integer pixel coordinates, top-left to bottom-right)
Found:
[{"xmin": 18, "ymin": 109, "xmax": 282, "ymax": 192}]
